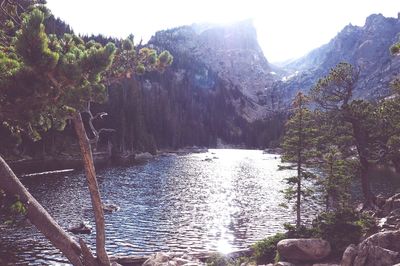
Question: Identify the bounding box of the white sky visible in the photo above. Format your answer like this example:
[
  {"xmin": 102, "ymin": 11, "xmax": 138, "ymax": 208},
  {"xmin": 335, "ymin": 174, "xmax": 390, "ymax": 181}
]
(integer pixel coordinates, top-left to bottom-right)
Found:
[{"xmin": 46, "ymin": 0, "xmax": 399, "ymax": 63}]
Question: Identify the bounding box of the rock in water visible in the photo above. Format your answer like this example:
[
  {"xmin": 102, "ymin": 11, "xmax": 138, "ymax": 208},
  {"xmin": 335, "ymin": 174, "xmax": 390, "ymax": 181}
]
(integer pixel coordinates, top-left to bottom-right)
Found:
[
  {"xmin": 68, "ymin": 221, "xmax": 92, "ymax": 234},
  {"xmin": 277, "ymin": 238, "xmax": 331, "ymax": 262},
  {"xmin": 103, "ymin": 203, "xmax": 120, "ymax": 213}
]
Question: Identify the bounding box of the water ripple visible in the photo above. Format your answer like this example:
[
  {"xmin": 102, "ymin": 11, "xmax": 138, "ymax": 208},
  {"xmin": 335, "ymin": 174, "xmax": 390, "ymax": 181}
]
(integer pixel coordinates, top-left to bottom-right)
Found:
[{"xmin": 0, "ymin": 149, "xmax": 321, "ymax": 265}]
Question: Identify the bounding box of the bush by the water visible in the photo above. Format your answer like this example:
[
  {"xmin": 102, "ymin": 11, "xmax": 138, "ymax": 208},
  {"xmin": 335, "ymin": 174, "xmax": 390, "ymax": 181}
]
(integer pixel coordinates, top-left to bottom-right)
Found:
[
  {"xmin": 251, "ymin": 233, "xmax": 286, "ymax": 264},
  {"xmin": 312, "ymin": 209, "xmax": 376, "ymax": 255},
  {"xmin": 206, "ymin": 253, "xmax": 250, "ymax": 266},
  {"xmin": 248, "ymin": 209, "xmax": 377, "ymax": 264}
]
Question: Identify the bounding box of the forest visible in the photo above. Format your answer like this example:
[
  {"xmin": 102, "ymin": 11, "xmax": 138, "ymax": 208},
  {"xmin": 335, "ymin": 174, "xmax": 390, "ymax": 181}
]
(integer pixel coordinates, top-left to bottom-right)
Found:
[{"xmin": 1, "ymin": 0, "xmax": 400, "ymax": 266}]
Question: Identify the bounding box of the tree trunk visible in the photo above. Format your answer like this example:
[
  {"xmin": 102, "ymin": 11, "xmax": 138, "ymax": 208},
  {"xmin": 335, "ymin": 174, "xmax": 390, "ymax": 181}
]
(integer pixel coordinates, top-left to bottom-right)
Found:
[
  {"xmin": 72, "ymin": 112, "xmax": 110, "ymax": 266},
  {"xmin": 349, "ymin": 118, "xmax": 376, "ymax": 207},
  {"xmin": 296, "ymin": 159, "xmax": 301, "ymax": 229},
  {"xmin": 0, "ymin": 156, "xmax": 84, "ymax": 266},
  {"xmin": 392, "ymin": 157, "xmax": 400, "ymax": 174},
  {"xmin": 359, "ymin": 157, "xmax": 375, "ymax": 206}
]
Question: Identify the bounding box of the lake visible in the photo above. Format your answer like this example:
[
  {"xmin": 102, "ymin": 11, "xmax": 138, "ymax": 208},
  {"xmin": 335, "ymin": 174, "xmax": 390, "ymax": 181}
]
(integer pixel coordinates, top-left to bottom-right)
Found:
[{"xmin": 0, "ymin": 149, "xmax": 323, "ymax": 265}]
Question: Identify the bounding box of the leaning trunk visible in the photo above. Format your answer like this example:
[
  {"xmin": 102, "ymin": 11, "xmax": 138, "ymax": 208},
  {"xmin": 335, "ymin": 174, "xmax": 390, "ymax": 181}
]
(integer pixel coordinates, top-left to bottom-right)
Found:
[
  {"xmin": 72, "ymin": 112, "xmax": 110, "ymax": 266},
  {"xmin": 349, "ymin": 118, "xmax": 376, "ymax": 207},
  {"xmin": 0, "ymin": 156, "xmax": 84, "ymax": 266},
  {"xmin": 359, "ymin": 157, "xmax": 375, "ymax": 207},
  {"xmin": 392, "ymin": 157, "xmax": 400, "ymax": 174},
  {"xmin": 296, "ymin": 161, "xmax": 301, "ymax": 229}
]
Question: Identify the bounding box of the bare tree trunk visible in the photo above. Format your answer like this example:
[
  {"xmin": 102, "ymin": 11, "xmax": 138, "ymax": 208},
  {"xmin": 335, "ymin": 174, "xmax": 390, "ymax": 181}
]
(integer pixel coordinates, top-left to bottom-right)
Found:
[
  {"xmin": 296, "ymin": 160, "xmax": 301, "ymax": 229},
  {"xmin": 392, "ymin": 157, "xmax": 400, "ymax": 174},
  {"xmin": 72, "ymin": 112, "xmax": 110, "ymax": 266},
  {"xmin": 359, "ymin": 158, "xmax": 375, "ymax": 207},
  {"xmin": 0, "ymin": 156, "xmax": 84, "ymax": 266}
]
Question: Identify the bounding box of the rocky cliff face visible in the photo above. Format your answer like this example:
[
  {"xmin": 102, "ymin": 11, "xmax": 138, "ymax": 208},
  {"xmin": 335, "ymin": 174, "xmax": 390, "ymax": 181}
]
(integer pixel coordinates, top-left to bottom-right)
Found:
[
  {"xmin": 99, "ymin": 21, "xmax": 285, "ymax": 151},
  {"xmin": 147, "ymin": 20, "xmax": 276, "ymax": 121},
  {"xmin": 273, "ymin": 13, "xmax": 400, "ymax": 106}
]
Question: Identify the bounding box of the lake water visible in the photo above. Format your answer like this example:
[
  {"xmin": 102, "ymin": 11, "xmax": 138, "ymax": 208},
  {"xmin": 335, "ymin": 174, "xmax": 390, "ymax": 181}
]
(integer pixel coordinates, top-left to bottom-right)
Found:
[{"xmin": 0, "ymin": 149, "xmax": 323, "ymax": 265}]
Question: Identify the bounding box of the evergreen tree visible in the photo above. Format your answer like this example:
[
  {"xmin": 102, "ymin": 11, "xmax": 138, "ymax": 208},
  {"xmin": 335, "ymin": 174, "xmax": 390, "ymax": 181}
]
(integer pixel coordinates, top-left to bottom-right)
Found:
[
  {"xmin": 312, "ymin": 111, "xmax": 354, "ymax": 211},
  {"xmin": 0, "ymin": 6, "xmax": 172, "ymax": 265},
  {"xmin": 311, "ymin": 62, "xmax": 383, "ymax": 207},
  {"xmin": 281, "ymin": 92, "xmax": 317, "ymax": 228}
]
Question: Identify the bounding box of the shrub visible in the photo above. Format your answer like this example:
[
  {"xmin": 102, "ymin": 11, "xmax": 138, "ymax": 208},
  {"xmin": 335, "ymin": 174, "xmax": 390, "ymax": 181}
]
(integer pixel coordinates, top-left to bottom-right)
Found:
[
  {"xmin": 206, "ymin": 253, "xmax": 232, "ymax": 266},
  {"xmin": 283, "ymin": 223, "xmax": 316, "ymax": 238},
  {"xmin": 311, "ymin": 209, "xmax": 375, "ymax": 255},
  {"xmin": 251, "ymin": 233, "xmax": 287, "ymax": 264}
]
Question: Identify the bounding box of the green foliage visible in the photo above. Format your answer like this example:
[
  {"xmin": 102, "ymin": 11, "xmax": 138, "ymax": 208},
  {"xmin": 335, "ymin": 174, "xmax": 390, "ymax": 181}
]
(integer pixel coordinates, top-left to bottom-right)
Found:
[
  {"xmin": 310, "ymin": 62, "xmax": 383, "ymax": 205},
  {"xmin": 311, "ymin": 62, "xmax": 358, "ymax": 110},
  {"xmin": 318, "ymin": 146, "xmax": 353, "ymax": 210},
  {"xmin": 10, "ymin": 200, "xmax": 27, "ymax": 215},
  {"xmin": 206, "ymin": 254, "xmax": 233, "ymax": 266},
  {"xmin": 251, "ymin": 233, "xmax": 286, "ymax": 265},
  {"xmin": 283, "ymin": 223, "xmax": 316, "ymax": 238},
  {"xmin": 16, "ymin": 9, "xmax": 59, "ymax": 70},
  {"xmin": 0, "ymin": 8, "xmax": 118, "ymax": 141},
  {"xmin": 390, "ymin": 42, "xmax": 400, "ymax": 55},
  {"xmin": 281, "ymin": 92, "xmax": 318, "ymax": 227},
  {"xmin": 312, "ymin": 209, "xmax": 376, "ymax": 255}
]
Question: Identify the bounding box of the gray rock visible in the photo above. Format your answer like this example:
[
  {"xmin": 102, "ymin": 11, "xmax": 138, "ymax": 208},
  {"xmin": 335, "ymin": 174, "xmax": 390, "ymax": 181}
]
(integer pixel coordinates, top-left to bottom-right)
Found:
[
  {"xmin": 277, "ymin": 238, "xmax": 331, "ymax": 262},
  {"xmin": 354, "ymin": 242, "xmax": 398, "ymax": 266},
  {"xmin": 383, "ymin": 193, "xmax": 400, "ymax": 216},
  {"xmin": 341, "ymin": 244, "xmax": 358, "ymax": 266},
  {"xmin": 351, "ymin": 230, "xmax": 400, "ymax": 266},
  {"xmin": 143, "ymin": 253, "xmax": 171, "ymax": 266},
  {"xmin": 363, "ymin": 230, "xmax": 400, "ymax": 251},
  {"xmin": 275, "ymin": 262, "xmax": 296, "ymax": 266},
  {"xmin": 142, "ymin": 252, "xmax": 203, "ymax": 266}
]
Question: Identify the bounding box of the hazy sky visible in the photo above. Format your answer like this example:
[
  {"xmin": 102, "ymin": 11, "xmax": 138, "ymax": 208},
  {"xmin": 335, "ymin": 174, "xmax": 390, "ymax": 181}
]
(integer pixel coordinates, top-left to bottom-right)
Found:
[{"xmin": 46, "ymin": 0, "xmax": 399, "ymax": 63}]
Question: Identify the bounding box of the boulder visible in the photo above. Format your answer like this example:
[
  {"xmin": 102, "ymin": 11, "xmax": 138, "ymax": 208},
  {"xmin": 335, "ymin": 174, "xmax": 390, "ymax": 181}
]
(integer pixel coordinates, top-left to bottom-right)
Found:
[
  {"xmin": 143, "ymin": 253, "xmax": 171, "ymax": 266},
  {"xmin": 275, "ymin": 262, "xmax": 296, "ymax": 266},
  {"xmin": 353, "ymin": 242, "xmax": 398, "ymax": 266},
  {"xmin": 363, "ymin": 230, "xmax": 400, "ymax": 251},
  {"xmin": 142, "ymin": 252, "xmax": 201, "ymax": 266},
  {"xmin": 382, "ymin": 193, "xmax": 400, "ymax": 216},
  {"xmin": 341, "ymin": 244, "xmax": 358, "ymax": 266},
  {"xmin": 349, "ymin": 230, "xmax": 400, "ymax": 266},
  {"xmin": 277, "ymin": 238, "xmax": 331, "ymax": 262}
]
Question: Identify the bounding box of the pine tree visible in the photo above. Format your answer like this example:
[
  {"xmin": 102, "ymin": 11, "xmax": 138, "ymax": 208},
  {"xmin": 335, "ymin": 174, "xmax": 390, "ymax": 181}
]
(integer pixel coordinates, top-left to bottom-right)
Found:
[
  {"xmin": 311, "ymin": 62, "xmax": 383, "ymax": 207},
  {"xmin": 281, "ymin": 92, "xmax": 317, "ymax": 228},
  {"xmin": 0, "ymin": 6, "xmax": 172, "ymax": 265}
]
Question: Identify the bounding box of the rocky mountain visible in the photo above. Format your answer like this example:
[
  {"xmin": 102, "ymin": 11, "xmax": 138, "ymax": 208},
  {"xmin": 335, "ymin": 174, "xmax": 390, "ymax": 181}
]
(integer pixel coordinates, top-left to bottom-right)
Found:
[
  {"xmin": 99, "ymin": 20, "xmax": 284, "ymax": 153},
  {"xmin": 271, "ymin": 13, "xmax": 400, "ymax": 107},
  {"xmin": 147, "ymin": 20, "xmax": 277, "ymax": 121}
]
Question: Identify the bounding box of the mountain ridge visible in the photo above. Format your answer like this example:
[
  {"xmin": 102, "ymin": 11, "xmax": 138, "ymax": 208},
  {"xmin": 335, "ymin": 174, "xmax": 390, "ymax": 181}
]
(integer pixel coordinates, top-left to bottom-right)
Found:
[{"xmin": 272, "ymin": 13, "xmax": 400, "ymax": 105}]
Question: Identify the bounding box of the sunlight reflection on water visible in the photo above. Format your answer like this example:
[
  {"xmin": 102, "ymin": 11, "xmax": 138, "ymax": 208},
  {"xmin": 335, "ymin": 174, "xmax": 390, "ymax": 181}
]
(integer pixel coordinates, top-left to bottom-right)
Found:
[{"xmin": 0, "ymin": 149, "xmax": 323, "ymax": 265}]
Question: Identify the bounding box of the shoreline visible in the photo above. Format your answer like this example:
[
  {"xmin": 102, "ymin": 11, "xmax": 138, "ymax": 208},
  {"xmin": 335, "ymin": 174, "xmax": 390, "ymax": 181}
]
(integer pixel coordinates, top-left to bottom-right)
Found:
[{"xmin": 9, "ymin": 147, "xmax": 281, "ymax": 177}]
